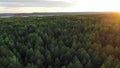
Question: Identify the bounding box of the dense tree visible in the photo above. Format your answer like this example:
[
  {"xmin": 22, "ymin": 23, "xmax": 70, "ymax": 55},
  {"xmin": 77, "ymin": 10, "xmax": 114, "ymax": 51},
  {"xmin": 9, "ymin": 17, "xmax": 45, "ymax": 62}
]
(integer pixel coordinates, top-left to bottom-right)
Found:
[{"xmin": 0, "ymin": 14, "xmax": 120, "ymax": 68}]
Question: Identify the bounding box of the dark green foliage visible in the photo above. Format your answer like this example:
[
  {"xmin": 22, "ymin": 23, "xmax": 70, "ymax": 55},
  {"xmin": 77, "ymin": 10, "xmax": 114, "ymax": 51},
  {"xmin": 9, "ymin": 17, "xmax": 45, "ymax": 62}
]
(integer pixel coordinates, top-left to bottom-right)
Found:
[{"xmin": 0, "ymin": 14, "xmax": 120, "ymax": 68}]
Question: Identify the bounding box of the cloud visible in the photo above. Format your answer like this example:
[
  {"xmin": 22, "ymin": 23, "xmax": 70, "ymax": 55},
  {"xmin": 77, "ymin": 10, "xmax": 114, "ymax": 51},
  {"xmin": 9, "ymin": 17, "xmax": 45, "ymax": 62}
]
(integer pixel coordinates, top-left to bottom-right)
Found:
[{"xmin": 0, "ymin": 0, "xmax": 74, "ymax": 7}]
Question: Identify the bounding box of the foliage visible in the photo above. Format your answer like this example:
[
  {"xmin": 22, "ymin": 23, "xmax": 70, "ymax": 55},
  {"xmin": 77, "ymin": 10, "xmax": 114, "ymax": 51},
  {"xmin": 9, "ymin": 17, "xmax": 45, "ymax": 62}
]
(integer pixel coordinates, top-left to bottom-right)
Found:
[{"xmin": 0, "ymin": 14, "xmax": 120, "ymax": 68}]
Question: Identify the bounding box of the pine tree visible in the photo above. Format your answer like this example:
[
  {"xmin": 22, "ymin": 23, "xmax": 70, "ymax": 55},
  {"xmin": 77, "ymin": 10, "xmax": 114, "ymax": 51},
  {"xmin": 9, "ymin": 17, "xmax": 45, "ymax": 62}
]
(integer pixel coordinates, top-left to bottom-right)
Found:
[
  {"xmin": 73, "ymin": 56, "xmax": 83, "ymax": 68},
  {"xmin": 61, "ymin": 65, "xmax": 66, "ymax": 68},
  {"xmin": 100, "ymin": 64, "xmax": 105, "ymax": 68},
  {"xmin": 54, "ymin": 58, "xmax": 60, "ymax": 67},
  {"xmin": 67, "ymin": 62, "xmax": 74, "ymax": 68}
]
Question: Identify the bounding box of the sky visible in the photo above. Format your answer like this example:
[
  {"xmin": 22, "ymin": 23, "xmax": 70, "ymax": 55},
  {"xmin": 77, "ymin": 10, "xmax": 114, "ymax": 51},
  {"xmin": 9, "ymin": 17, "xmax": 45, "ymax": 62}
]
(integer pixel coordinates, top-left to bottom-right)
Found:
[{"xmin": 0, "ymin": 0, "xmax": 120, "ymax": 13}]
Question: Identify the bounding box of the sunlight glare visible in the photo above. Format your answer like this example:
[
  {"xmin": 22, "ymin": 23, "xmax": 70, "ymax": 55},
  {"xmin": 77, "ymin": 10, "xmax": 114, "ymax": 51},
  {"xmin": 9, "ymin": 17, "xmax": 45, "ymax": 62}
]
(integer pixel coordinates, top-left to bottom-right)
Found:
[{"xmin": 73, "ymin": 0, "xmax": 120, "ymax": 12}]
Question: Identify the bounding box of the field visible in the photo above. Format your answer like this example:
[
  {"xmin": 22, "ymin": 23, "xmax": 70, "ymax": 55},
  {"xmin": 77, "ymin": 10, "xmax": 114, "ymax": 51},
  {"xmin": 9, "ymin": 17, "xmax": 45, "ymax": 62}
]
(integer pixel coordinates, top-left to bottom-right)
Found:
[{"xmin": 0, "ymin": 14, "xmax": 120, "ymax": 68}]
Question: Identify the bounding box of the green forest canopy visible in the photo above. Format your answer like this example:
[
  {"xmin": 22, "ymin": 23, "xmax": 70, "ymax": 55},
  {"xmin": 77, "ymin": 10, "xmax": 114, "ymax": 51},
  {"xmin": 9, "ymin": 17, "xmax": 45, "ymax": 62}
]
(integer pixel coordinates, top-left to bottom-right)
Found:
[{"xmin": 0, "ymin": 14, "xmax": 120, "ymax": 68}]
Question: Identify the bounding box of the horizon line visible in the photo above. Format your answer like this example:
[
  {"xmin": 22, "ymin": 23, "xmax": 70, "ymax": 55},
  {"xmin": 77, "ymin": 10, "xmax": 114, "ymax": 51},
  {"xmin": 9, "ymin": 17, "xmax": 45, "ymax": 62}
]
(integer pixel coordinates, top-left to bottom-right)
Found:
[{"xmin": 0, "ymin": 11, "xmax": 119, "ymax": 14}]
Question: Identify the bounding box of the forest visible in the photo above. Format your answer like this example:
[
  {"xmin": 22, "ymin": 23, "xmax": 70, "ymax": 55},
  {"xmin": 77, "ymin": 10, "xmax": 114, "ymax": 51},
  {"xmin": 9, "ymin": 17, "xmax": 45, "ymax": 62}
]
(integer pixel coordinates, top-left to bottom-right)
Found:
[{"xmin": 0, "ymin": 14, "xmax": 120, "ymax": 68}]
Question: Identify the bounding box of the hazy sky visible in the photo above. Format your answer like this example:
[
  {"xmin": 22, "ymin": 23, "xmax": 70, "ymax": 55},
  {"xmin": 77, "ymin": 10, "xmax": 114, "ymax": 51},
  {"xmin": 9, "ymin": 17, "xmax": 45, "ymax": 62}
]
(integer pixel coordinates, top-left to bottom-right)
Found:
[{"xmin": 0, "ymin": 0, "xmax": 120, "ymax": 13}]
